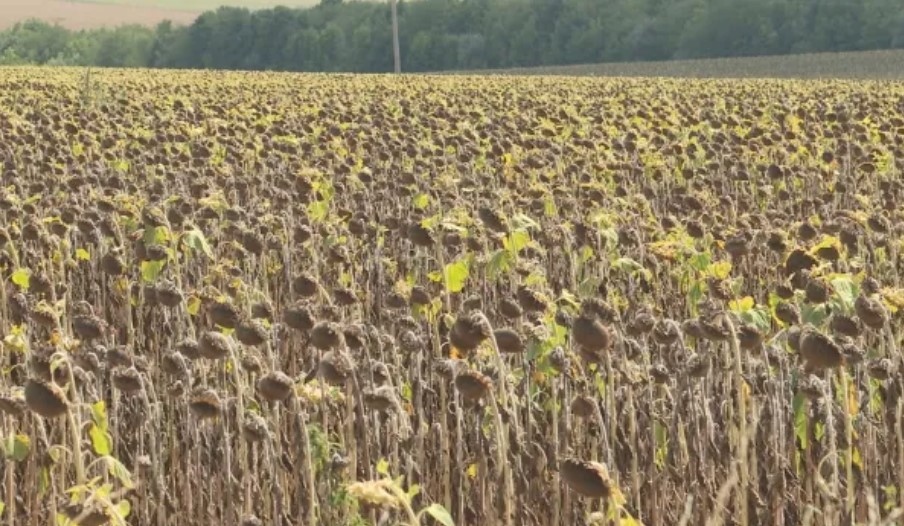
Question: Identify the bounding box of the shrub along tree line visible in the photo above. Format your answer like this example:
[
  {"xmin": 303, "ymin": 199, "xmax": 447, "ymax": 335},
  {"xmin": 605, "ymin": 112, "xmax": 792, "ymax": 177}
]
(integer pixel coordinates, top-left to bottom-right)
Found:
[{"xmin": 1, "ymin": 0, "xmax": 903, "ymax": 72}]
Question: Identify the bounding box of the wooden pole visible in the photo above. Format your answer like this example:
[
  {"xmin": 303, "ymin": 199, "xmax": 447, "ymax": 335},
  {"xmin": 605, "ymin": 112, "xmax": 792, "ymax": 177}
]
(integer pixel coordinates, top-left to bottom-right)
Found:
[{"xmin": 390, "ymin": 0, "xmax": 401, "ymax": 73}]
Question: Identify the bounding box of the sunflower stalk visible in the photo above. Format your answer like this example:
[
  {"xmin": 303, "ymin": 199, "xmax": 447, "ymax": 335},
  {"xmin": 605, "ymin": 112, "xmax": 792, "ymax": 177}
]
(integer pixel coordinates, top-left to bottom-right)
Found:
[
  {"xmin": 724, "ymin": 315, "xmax": 749, "ymax": 526},
  {"xmin": 478, "ymin": 313, "xmax": 516, "ymax": 526}
]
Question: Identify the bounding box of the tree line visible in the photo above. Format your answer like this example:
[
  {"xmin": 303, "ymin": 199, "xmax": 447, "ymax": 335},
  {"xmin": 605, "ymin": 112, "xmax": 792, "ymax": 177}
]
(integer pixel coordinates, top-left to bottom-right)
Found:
[{"xmin": 1, "ymin": 0, "xmax": 903, "ymax": 72}]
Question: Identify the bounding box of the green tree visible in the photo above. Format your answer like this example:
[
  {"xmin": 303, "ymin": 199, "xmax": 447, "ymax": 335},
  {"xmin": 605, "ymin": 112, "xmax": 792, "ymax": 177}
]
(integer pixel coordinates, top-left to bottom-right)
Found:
[{"xmin": 0, "ymin": 0, "xmax": 902, "ymax": 73}]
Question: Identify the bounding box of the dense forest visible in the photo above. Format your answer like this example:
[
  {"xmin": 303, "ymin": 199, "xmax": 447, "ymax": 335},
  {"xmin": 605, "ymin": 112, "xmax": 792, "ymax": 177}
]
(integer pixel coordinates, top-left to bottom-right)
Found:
[{"xmin": 1, "ymin": 0, "xmax": 903, "ymax": 72}]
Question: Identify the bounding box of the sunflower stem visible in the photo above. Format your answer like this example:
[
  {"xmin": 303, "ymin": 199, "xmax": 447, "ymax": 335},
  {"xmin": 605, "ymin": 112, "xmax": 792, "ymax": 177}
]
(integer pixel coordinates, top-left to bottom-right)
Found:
[
  {"xmin": 65, "ymin": 366, "xmax": 86, "ymax": 486},
  {"xmin": 478, "ymin": 313, "xmax": 515, "ymax": 525},
  {"xmin": 385, "ymin": 480, "xmax": 420, "ymax": 526},
  {"xmin": 724, "ymin": 315, "xmax": 748, "ymax": 526}
]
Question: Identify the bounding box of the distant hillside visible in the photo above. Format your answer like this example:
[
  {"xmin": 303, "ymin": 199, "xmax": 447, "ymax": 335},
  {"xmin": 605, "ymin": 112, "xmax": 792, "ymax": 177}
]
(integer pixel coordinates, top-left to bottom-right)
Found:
[
  {"xmin": 473, "ymin": 50, "xmax": 904, "ymax": 80},
  {"xmin": 0, "ymin": 0, "xmax": 318, "ymax": 30},
  {"xmin": 85, "ymin": 0, "xmax": 319, "ymax": 12}
]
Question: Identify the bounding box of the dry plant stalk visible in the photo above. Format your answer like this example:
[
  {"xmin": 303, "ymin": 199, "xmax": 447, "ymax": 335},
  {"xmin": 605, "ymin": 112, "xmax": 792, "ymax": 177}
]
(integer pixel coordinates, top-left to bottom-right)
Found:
[{"xmin": 0, "ymin": 68, "xmax": 902, "ymax": 526}]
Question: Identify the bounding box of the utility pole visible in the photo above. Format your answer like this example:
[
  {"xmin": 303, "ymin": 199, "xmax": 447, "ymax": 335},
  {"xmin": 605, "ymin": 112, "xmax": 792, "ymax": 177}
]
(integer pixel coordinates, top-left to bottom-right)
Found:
[{"xmin": 390, "ymin": 0, "xmax": 401, "ymax": 73}]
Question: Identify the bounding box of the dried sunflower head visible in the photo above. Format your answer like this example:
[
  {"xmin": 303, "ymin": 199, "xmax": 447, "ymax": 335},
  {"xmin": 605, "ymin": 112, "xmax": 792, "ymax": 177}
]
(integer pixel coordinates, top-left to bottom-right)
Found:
[
  {"xmin": 236, "ymin": 318, "xmax": 269, "ymax": 347},
  {"xmin": 804, "ymin": 278, "xmax": 832, "ymax": 304},
  {"xmin": 493, "ymin": 328, "xmax": 524, "ymax": 354},
  {"xmin": 198, "ymin": 330, "xmax": 233, "ymax": 360},
  {"xmin": 310, "ymin": 321, "xmax": 343, "ymax": 350},
  {"xmin": 256, "ymin": 371, "xmax": 294, "ymax": 402},
  {"xmin": 799, "ymin": 326, "xmax": 844, "ymax": 371},
  {"xmin": 71, "ymin": 305, "xmax": 108, "ymax": 341},
  {"xmin": 154, "ymin": 280, "xmax": 184, "ymax": 308},
  {"xmin": 867, "ymin": 358, "xmax": 896, "ymax": 381},
  {"xmin": 652, "ymin": 319, "xmax": 682, "ymax": 345},
  {"xmin": 685, "ymin": 354, "xmax": 711, "ymax": 378},
  {"xmin": 797, "ymin": 374, "xmax": 825, "ymax": 400},
  {"xmin": 283, "ymin": 302, "xmax": 315, "ymax": 331},
  {"xmin": 208, "ymin": 300, "xmax": 240, "ymax": 329},
  {"xmin": 829, "ymin": 314, "xmax": 862, "ymax": 338},
  {"xmin": 572, "ymin": 313, "xmax": 611, "ymax": 353},
  {"xmin": 176, "ymin": 338, "xmax": 200, "ymax": 360},
  {"xmin": 774, "ymin": 301, "xmax": 800, "ymax": 326},
  {"xmin": 311, "ymin": 351, "xmax": 354, "ymax": 386},
  {"xmin": 570, "ymin": 395, "xmax": 597, "ymax": 419},
  {"xmin": 499, "ymin": 298, "xmax": 523, "ymax": 319},
  {"xmin": 626, "ymin": 309, "xmax": 655, "ymax": 336},
  {"xmin": 363, "ymin": 385, "xmax": 399, "ymax": 413},
  {"xmin": 649, "ymin": 364, "xmax": 671, "ymax": 384},
  {"xmin": 737, "ymin": 323, "xmax": 764, "ymax": 352},
  {"xmin": 517, "ymin": 285, "xmax": 548, "ymax": 313},
  {"xmin": 449, "ymin": 311, "xmax": 491, "ymax": 355},
  {"xmin": 242, "ymin": 413, "xmax": 270, "ymax": 442},
  {"xmin": 161, "ymin": 351, "xmax": 189, "ymax": 377},
  {"xmin": 454, "ymin": 370, "xmax": 493, "ymax": 401},
  {"xmin": 111, "ymin": 367, "xmax": 143, "ymax": 394},
  {"xmin": 855, "ymin": 293, "xmax": 888, "ymax": 329},
  {"xmin": 560, "ymin": 457, "xmax": 612, "ymax": 499},
  {"xmin": 189, "ymin": 388, "xmax": 222, "ymax": 420},
  {"xmin": 0, "ymin": 388, "xmax": 27, "ymax": 416},
  {"xmin": 24, "ymin": 379, "xmax": 68, "ymax": 418}
]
